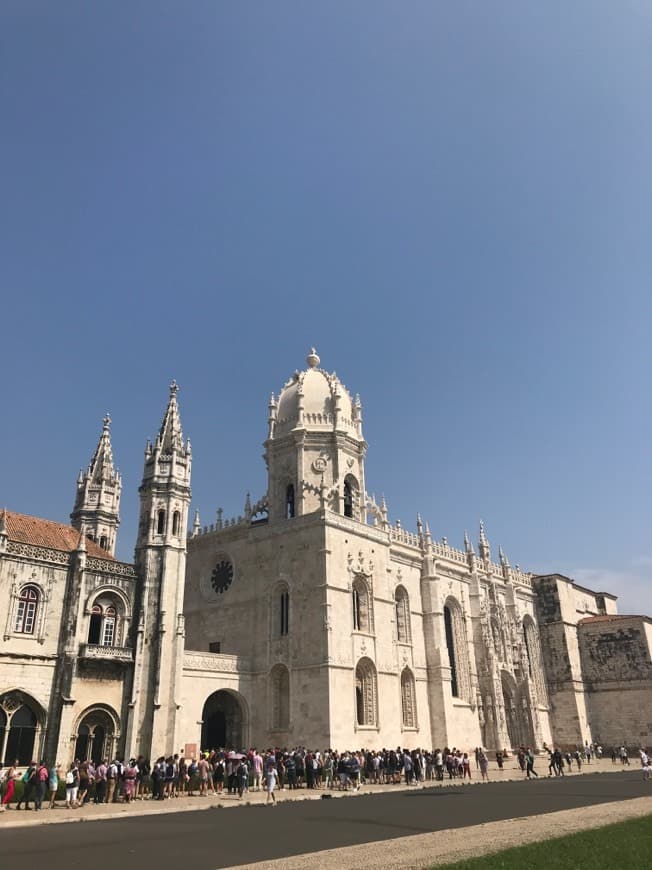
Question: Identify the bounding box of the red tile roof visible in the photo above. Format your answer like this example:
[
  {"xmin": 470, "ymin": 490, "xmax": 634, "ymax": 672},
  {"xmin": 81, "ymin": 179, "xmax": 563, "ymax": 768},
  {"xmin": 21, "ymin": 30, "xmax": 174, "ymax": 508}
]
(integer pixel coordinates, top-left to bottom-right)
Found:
[{"xmin": 3, "ymin": 510, "xmax": 114, "ymax": 560}]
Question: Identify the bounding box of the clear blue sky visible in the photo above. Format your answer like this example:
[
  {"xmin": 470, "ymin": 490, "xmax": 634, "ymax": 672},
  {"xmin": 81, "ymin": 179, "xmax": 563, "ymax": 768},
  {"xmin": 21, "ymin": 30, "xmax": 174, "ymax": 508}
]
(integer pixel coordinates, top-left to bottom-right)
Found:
[{"xmin": 2, "ymin": 1, "xmax": 651, "ymax": 613}]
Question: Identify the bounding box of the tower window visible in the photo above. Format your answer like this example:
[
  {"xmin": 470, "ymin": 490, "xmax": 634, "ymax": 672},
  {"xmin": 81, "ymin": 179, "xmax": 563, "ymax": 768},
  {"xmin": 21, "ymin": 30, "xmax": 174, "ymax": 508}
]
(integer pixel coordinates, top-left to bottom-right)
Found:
[
  {"xmin": 280, "ymin": 591, "xmax": 290, "ymax": 636},
  {"xmin": 99, "ymin": 535, "xmax": 108, "ymax": 551},
  {"xmin": 285, "ymin": 484, "xmax": 295, "ymax": 519},
  {"xmin": 172, "ymin": 510, "xmax": 180, "ymax": 536},
  {"xmin": 157, "ymin": 510, "xmax": 166, "ymax": 535}
]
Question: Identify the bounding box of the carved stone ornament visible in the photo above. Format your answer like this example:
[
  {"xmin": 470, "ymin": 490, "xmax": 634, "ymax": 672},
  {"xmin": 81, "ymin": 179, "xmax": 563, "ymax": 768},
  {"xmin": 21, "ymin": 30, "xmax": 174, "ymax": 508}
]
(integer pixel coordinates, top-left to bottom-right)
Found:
[
  {"xmin": 1, "ymin": 693, "xmax": 23, "ymax": 714},
  {"xmin": 347, "ymin": 550, "xmax": 374, "ymax": 578},
  {"xmin": 312, "ymin": 456, "xmax": 328, "ymax": 474}
]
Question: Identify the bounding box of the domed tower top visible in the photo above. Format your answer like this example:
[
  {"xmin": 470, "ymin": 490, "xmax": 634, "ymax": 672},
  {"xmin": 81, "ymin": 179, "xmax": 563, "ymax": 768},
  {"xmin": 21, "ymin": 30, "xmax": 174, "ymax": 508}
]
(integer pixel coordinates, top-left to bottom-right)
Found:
[
  {"xmin": 270, "ymin": 348, "xmax": 363, "ymax": 442},
  {"xmin": 265, "ymin": 349, "xmax": 366, "ymax": 522}
]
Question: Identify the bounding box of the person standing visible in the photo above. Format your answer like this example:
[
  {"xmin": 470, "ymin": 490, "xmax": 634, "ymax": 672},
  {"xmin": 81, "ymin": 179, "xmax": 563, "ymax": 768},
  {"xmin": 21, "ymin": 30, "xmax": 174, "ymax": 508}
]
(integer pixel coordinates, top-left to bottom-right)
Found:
[
  {"xmin": 65, "ymin": 761, "xmax": 79, "ymax": 808},
  {"xmin": 2, "ymin": 761, "xmax": 18, "ymax": 808},
  {"xmin": 266, "ymin": 763, "xmax": 277, "ymax": 804},
  {"xmin": 17, "ymin": 761, "xmax": 37, "ymax": 810},
  {"xmin": 252, "ymin": 750, "xmax": 263, "ymax": 791},
  {"xmin": 236, "ymin": 758, "xmax": 249, "ymax": 799},
  {"xmin": 46, "ymin": 762, "xmax": 59, "ymax": 809},
  {"xmin": 479, "ymin": 751, "xmax": 489, "ymax": 781},
  {"xmin": 526, "ymin": 748, "xmax": 538, "ymax": 779}
]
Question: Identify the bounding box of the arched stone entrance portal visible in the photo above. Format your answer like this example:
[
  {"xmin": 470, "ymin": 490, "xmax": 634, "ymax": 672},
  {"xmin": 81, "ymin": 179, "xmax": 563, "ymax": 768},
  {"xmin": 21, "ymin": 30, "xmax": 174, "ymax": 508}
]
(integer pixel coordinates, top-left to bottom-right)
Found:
[{"xmin": 201, "ymin": 691, "xmax": 247, "ymax": 751}]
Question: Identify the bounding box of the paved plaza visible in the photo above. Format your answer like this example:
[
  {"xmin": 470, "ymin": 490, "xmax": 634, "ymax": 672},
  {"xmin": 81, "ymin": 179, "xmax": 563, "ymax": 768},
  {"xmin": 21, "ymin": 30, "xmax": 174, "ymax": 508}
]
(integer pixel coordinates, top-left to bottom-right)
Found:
[{"xmin": 1, "ymin": 764, "xmax": 650, "ymax": 869}]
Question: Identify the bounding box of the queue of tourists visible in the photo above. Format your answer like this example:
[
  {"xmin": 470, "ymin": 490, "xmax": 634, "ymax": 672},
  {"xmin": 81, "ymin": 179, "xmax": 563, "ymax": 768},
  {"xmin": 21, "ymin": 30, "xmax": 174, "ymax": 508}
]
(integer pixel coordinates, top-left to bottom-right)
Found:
[{"xmin": 0, "ymin": 741, "xmax": 647, "ymax": 811}]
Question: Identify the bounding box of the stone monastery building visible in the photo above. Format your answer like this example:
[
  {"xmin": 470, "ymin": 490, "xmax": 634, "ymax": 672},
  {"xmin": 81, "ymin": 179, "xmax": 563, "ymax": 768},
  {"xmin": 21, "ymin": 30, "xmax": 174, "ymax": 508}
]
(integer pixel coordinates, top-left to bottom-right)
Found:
[{"xmin": 1, "ymin": 349, "xmax": 651, "ymax": 766}]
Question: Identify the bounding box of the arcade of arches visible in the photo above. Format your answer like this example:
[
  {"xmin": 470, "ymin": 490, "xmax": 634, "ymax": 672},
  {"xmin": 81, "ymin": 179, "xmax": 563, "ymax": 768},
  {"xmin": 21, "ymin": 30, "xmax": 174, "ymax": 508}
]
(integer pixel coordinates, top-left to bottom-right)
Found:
[{"xmin": 74, "ymin": 708, "xmax": 118, "ymax": 764}]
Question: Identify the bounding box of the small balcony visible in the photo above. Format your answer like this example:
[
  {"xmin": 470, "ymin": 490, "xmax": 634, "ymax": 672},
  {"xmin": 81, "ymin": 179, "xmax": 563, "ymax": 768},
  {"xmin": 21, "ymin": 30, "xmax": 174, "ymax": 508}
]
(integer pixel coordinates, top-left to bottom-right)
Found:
[{"xmin": 79, "ymin": 643, "xmax": 133, "ymax": 663}]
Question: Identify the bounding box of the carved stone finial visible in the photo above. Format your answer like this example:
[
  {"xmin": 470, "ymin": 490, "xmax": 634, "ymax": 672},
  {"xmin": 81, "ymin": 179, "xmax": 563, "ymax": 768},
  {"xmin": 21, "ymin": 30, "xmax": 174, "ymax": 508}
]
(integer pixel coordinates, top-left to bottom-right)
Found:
[
  {"xmin": 169, "ymin": 379, "xmax": 179, "ymax": 396},
  {"xmin": 306, "ymin": 348, "xmax": 320, "ymax": 368}
]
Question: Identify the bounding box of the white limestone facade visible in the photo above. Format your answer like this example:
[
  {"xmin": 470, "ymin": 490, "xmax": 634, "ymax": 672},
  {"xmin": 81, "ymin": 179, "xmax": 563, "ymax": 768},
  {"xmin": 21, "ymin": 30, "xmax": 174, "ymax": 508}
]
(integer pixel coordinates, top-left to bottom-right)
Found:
[{"xmin": 1, "ymin": 348, "xmax": 650, "ymax": 767}]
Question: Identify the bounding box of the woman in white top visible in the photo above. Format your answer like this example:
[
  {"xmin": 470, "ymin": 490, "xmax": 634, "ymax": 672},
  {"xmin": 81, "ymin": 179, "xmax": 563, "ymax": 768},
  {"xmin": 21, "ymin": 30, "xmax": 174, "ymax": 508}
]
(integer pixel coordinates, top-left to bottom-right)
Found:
[{"xmin": 266, "ymin": 764, "xmax": 277, "ymax": 804}]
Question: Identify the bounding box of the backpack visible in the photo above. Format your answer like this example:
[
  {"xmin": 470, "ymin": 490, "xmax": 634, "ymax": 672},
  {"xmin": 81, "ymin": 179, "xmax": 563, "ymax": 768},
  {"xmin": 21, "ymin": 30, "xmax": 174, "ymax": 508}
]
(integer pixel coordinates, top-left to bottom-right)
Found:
[{"xmin": 65, "ymin": 771, "xmax": 74, "ymax": 785}]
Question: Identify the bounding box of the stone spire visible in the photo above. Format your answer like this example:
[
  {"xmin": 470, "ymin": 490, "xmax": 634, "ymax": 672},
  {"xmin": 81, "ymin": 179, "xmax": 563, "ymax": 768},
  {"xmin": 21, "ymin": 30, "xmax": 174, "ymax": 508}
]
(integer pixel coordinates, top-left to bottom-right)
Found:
[
  {"xmin": 192, "ymin": 509, "xmax": 201, "ymax": 537},
  {"xmin": 464, "ymin": 529, "xmax": 476, "ymax": 570},
  {"xmin": 478, "ymin": 519, "xmax": 491, "ymax": 563},
  {"xmin": 157, "ymin": 380, "xmax": 186, "ymax": 453},
  {"xmin": 71, "ymin": 414, "xmax": 122, "ymax": 556},
  {"xmin": 88, "ymin": 415, "xmax": 115, "ymax": 482}
]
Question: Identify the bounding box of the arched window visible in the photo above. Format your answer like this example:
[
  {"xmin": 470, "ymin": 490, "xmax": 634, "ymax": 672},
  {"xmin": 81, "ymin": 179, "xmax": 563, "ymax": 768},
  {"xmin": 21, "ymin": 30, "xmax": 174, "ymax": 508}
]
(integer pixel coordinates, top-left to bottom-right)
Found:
[
  {"xmin": 14, "ymin": 585, "xmax": 39, "ymax": 634},
  {"xmin": 401, "ymin": 668, "xmax": 417, "ymax": 728},
  {"xmin": 88, "ymin": 596, "xmax": 122, "ymax": 647},
  {"xmin": 172, "ymin": 511, "xmax": 181, "ymax": 536},
  {"xmin": 99, "ymin": 535, "xmax": 108, "ymax": 551},
  {"xmin": 352, "ymin": 577, "xmax": 373, "ymax": 633},
  {"xmin": 285, "ymin": 484, "xmax": 295, "ymax": 519},
  {"xmin": 395, "ymin": 586, "xmax": 411, "ymax": 643},
  {"xmin": 443, "ymin": 597, "xmax": 471, "ymax": 702},
  {"xmin": 280, "ymin": 590, "xmax": 289, "ymax": 636},
  {"xmin": 355, "ymin": 658, "xmax": 378, "ymax": 727},
  {"xmin": 270, "ymin": 664, "xmax": 290, "ymax": 730},
  {"xmin": 157, "ymin": 509, "xmax": 166, "ymax": 535}
]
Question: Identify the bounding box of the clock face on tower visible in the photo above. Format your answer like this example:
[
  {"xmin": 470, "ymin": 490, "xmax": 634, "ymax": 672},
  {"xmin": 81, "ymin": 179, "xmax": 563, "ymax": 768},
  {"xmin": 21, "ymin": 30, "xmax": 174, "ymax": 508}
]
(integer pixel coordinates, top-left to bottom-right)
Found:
[{"xmin": 210, "ymin": 557, "xmax": 234, "ymax": 594}]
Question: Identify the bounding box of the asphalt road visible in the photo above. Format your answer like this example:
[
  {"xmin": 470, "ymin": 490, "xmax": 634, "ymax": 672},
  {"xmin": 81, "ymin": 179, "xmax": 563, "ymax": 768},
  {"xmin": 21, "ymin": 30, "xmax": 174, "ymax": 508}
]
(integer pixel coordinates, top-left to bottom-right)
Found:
[{"xmin": 4, "ymin": 771, "xmax": 649, "ymax": 869}]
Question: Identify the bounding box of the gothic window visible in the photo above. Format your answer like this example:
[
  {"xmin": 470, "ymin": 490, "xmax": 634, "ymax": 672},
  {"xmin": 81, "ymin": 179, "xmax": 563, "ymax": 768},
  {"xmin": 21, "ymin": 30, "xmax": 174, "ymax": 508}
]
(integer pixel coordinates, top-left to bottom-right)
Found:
[
  {"xmin": 355, "ymin": 657, "xmax": 378, "ymax": 727},
  {"xmin": 280, "ymin": 590, "xmax": 290, "ymax": 636},
  {"xmin": 400, "ymin": 667, "xmax": 417, "ymax": 728},
  {"xmin": 285, "ymin": 484, "xmax": 295, "ymax": 519},
  {"xmin": 14, "ymin": 585, "xmax": 39, "ymax": 634},
  {"xmin": 352, "ymin": 577, "xmax": 373, "ymax": 633},
  {"xmin": 270, "ymin": 664, "xmax": 290, "ymax": 730},
  {"xmin": 88, "ymin": 596, "xmax": 122, "ymax": 647},
  {"xmin": 443, "ymin": 597, "xmax": 471, "ymax": 703},
  {"xmin": 395, "ymin": 585, "xmax": 411, "ymax": 643},
  {"xmin": 172, "ymin": 511, "xmax": 181, "ymax": 536},
  {"xmin": 157, "ymin": 509, "xmax": 166, "ymax": 535}
]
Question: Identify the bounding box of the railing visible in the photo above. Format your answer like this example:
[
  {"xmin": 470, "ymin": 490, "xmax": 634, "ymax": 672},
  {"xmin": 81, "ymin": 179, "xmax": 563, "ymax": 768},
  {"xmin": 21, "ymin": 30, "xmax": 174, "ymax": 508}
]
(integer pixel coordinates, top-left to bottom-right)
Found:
[{"xmin": 79, "ymin": 643, "xmax": 133, "ymax": 662}]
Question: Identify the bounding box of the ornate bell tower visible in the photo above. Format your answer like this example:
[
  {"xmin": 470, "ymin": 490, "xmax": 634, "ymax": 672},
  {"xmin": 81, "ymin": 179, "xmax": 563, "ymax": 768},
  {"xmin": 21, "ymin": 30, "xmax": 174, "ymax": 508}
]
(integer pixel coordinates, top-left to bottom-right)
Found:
[
  {"xmin": 124, "ymin": 381, "xmax": 192, "ymax": 760},
  {"xmin": 264, "ymin": 349, "xmax": 367, "ymax": 522},
  {"xmin": 71, "ymin": 415, "xmax": 121, "ymax": 555}
]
